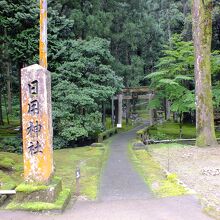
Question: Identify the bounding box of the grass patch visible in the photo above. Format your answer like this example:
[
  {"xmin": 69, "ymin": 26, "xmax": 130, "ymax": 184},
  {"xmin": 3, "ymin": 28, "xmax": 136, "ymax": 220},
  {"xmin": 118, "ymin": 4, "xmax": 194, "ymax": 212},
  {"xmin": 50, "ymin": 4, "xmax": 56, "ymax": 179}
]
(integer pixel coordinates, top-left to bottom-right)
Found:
[
  {"xmin": 0, "ymin": 152, "xmax": 23, "ymax": 190},
  {"xmin": 149, "ymin": 121, "xmax": 220, "ymax": 139},
  {"xmin": 54, "ymin": 139, "xmax": 111, "ymax": 200},
  {"xmin": 149, "ymin": 143, "xmax": 186, "ymax": 149},
  {"xmin": 6, "ymin": 188, "xmax": 71, "ymax": 211},
  {"xmin": 149, "ymin": 122, "xmax": 195, "ymax": 139},
  {"xmin": 0, "ymin": 139, "xmax": 111, "ymax": 200},
  {"xmin": 0, "ymin": 157, "xmax": 15, "ymax": 170},
  {"xmin": 128, "ymin": 141, "xmax": 187, "ymax": 197}
]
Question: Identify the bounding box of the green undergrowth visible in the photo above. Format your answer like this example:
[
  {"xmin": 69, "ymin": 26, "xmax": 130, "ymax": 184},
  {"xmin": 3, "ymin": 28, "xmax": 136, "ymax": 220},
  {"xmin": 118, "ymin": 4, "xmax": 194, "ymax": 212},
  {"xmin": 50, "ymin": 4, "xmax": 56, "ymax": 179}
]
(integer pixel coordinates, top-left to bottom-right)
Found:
[
  {"xmin": 149, "ymin": 122, "xmax": 195, "ymax": 139},
  {"xmin": 0, "ymin": 139, "xmax": 111, "ymax": 201},
  {"xmin": 136, "ymin": 109, "xmax": 150, "ymax": 120},
  {"xmin": 149, "ymin": 121, "xmax": 220, "ymax": 139},
  {"xmin": 6, "ymin": 188, "xmax": 71, "ymax": 211},
  {"xmin": 0, "ymin": 152, "xmax": 23, "ymax": 190},
  {"xmin": 0, "ymin": 120, "xmax": 20, "ymax": 138},
  {"xmin": 54, "ymin": 139, "xmax": 110, "ymax": 200},
  {"xmin": 128, "ymin": 141, "xmax": 187, "ymax": 197}
]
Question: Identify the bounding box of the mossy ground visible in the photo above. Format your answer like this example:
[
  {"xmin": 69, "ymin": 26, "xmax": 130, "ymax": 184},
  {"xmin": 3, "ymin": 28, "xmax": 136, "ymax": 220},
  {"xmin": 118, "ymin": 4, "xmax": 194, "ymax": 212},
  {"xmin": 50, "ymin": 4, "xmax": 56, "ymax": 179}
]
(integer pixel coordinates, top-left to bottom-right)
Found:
[
  {"xmin": 149, "ymin": 121, "xmax": 220, "ymax": 139},
  {"xmin": 0, "ymin": 152, "xmax": 23, "ymax": 190},
  {"xmin": 128, "ymin": 141, "xmax": 187, "ymax": 197},
  {"xmin": 0, "ymin": 139, "xmax": 110, "ymax": 202}
]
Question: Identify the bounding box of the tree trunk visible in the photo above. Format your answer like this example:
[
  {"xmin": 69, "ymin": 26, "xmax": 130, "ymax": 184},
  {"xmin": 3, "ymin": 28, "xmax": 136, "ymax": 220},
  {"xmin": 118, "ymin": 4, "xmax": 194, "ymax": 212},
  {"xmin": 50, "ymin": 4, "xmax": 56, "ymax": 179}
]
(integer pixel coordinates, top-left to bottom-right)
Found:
[
  {"xmin": 192, "ymin": 0, "xmax": 217, "ymax": 146},
  {"xmin": 114, "ymin": 99, "xmax": 118, "ymax": 126},
  {"xmin": 102, "ymin": 102, "xmax": 106, "ymax": 130},
  {"xmin": 6, "ymin": 62, "xmax": 12, "ymax": 114},
  {"xmin": 164, "ymin": 98, "xmax": 171, "ymax": 120},
  {"xmin": 0, "ymin": 94, "xmax": 4, "ymax": 125},
  {"xmin": 179, "ymin": 112, "xmax": 183, "ymax": 139},
  {"xmin": 111, "ymin": 97, "xmax": 114, "ymax": 128}
]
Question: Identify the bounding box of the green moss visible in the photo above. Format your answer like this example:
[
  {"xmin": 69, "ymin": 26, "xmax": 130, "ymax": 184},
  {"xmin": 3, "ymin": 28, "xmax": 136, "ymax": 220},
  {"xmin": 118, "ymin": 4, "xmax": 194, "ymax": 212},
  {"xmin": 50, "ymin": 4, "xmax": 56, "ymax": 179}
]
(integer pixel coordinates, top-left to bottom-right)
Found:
[
  {"xmin": 6, "ymin": 188, "xmax": 71, "ymax": 211},
  {"xmin": 54, "ymin": 141, "xmax": 110, "ymax": 200},
  {"xmin": 149, "ymin": 122, "xmax": 196, "ymax": 139},
  {"xmin": 156, "ymin": 178, "xmax": 186, "ymax": 197},
  {"xmin": 128, "ymin": 141, "xmax": 187, "ymax": 198},
  {"xmin": 0, "ymin": 157, "xmax": 15, "ymax": 170},
  {"xmin": 0, "ymin": 171, "xmax": 16, "ymax": 190},
  {"xmin": 0, "ymin": 141, "xmax": 109, "ymax": 201},
  {"xmin": 80, "ymin": 175, "xmax": 98, "ymax": 199},
  {"xmin": 16, "ymin": 184, "xmax": 48, "ymax": 193}
]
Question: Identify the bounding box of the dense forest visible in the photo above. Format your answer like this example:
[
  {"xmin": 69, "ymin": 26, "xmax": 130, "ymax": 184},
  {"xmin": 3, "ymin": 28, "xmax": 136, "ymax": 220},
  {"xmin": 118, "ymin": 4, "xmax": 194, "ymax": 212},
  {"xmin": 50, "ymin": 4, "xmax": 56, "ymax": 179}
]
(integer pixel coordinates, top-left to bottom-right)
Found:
[{"xmin": 0, "ymin": 0, "xmax": 220, "ymax": 148}]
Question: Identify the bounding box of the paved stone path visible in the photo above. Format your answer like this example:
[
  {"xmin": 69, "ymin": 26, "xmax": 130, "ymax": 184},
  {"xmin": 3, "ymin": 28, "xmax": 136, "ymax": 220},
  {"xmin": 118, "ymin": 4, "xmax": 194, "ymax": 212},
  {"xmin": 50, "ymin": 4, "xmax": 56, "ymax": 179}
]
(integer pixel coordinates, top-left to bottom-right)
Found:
[
  {"xmin": 99, "ymin": 124, "xmax": 153, "ymax": 201},
  {"xmin": 0, "ymin": 123, "xmax": 213, "ymax": 219}
]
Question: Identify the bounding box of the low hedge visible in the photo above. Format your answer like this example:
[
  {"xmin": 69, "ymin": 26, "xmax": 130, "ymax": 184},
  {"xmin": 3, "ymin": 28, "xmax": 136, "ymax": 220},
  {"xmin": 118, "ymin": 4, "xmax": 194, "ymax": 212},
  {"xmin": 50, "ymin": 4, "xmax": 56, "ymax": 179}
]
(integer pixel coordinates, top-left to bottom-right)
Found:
[{"xmin": 98, "ymin": 128, "xmax": 118, "ymax": 143}]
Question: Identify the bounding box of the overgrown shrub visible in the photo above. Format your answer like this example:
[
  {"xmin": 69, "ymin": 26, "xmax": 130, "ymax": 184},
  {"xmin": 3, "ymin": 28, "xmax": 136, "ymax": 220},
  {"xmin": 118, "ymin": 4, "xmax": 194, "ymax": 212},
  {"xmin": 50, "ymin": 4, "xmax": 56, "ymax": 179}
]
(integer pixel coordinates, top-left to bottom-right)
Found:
[{"xmin": 0, "ymin": 137, "xmax": 22, "ymax": 153}]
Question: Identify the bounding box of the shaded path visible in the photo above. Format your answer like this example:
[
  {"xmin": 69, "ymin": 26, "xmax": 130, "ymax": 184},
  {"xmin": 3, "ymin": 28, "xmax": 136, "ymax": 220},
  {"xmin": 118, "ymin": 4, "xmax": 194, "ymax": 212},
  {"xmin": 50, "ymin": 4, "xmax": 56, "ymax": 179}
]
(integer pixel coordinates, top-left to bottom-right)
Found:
[
  {"xmin": 99, "ymin": 123, "xmax": 152, "ymax": 201},
  {"xmin": 0, "ymin": 123, "xmax": 213, "ymax": 219}
]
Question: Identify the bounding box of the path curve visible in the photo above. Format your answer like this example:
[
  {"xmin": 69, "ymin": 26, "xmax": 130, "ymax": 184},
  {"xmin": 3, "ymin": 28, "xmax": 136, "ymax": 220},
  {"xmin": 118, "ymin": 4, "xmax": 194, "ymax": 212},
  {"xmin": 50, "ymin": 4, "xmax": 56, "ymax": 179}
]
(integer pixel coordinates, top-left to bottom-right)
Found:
[{"xmin": 99, "ymin": 123, "xmax": 153, "ymax": 201}]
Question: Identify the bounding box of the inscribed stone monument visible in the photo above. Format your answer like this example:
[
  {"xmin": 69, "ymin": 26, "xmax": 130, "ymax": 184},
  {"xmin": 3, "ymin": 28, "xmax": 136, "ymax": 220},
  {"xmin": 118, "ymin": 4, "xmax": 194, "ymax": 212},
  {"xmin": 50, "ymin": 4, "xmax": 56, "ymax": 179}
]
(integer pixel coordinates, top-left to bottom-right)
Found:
[{"xmin": 21, "ymin": 64, "xmax": 53, "ymax": 183}]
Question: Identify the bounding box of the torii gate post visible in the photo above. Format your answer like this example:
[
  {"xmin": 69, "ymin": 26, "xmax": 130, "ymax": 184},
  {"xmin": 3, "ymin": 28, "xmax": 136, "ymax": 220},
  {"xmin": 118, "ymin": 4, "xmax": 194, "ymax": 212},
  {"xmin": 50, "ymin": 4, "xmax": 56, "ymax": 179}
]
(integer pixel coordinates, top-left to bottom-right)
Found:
[
  {"xmin": 39, "ymin": 0, "xmax": 47, "ymax": 69},
  {"xmin": 117, "ymin": 94, "xmax": 123, "ymax": 128},
  {"xmin": 20, "ymin": 0, "xmax": 54, "ymax": 183}
]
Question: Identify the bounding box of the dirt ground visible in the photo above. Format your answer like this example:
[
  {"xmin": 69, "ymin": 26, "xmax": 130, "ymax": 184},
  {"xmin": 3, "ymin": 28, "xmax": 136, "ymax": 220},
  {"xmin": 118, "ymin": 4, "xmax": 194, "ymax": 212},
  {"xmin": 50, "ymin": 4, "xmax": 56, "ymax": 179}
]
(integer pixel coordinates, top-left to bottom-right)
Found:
[{"xmin": 149, "ymin": 144, "xmax": 220, "ymax": 219}]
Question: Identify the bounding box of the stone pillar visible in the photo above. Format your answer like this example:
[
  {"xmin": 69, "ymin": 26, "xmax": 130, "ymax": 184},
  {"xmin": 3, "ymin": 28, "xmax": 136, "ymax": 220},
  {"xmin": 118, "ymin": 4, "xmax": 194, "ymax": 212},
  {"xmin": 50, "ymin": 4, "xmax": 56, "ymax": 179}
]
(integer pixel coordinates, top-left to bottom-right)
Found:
[
  {"xmin": 21, "ymin": 64, "xmax": 53, "ymax": 184},
  {"xmin": 126, "ymin": 99, "xmax": 130, "ymax": 125},
  {"xmin": 165, "ymin": 99, "xmax": 171, "ymax": 120},
  {"xmin": 117, "ymin": 94, "xmax": 123, "ymax": 128},
  {"xmin": 111, "ymin": 97, "xmax": 115, "ymax": 128}
]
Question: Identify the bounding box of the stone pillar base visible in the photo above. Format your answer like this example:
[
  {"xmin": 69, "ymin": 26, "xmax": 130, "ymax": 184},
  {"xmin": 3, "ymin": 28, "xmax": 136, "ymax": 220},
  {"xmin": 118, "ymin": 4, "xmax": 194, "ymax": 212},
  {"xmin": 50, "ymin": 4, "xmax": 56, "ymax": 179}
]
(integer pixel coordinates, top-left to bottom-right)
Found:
[{"xmin": 6, "ymin": 177, "xmax": 71, "ymax": 212}]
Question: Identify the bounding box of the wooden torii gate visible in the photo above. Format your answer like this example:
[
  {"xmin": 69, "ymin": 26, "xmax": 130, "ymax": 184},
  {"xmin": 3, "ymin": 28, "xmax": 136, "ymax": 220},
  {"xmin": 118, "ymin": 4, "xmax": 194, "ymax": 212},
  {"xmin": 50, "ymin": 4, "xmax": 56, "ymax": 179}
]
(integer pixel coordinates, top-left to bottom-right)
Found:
[{"xmin": 112, "ymin": 87, "xmax": 155, "ymax": 128}]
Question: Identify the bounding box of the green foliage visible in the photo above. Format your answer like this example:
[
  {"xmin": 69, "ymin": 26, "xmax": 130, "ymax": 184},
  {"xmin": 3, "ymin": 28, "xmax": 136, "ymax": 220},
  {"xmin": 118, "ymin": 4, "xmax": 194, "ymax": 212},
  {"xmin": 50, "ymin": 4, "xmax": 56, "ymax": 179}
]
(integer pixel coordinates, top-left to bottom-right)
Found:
[
  {"xmin": 0, "ymin": 137, "xmax": 22, "ymax": 153},
  {"xmin": 52, "ymin": 38, "xmax": 122, "ymax": 147},
  {"xmin": 147, "ymin": 34, "xmax": 195, "ymax": 116}
]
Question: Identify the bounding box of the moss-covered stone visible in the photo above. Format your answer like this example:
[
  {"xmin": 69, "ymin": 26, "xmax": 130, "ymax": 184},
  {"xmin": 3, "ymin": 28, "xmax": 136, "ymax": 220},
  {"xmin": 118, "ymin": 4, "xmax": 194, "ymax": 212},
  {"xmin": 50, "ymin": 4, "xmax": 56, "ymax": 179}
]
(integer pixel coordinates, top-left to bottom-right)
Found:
[
  {"xmin": 6, "ymin": 188, "xmax": 71, "ymax": 212},
  {"xmin": 15, "ymin": 177, "xmax": 62, "ymax": 203}
]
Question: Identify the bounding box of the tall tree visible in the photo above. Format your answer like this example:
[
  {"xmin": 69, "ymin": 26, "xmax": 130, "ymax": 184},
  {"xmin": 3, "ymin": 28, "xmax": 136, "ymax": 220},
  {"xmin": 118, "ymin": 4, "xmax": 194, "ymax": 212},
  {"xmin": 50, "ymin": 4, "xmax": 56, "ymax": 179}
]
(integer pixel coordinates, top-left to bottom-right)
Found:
[{"xmin": 192, "ymin": 0, "xmax": 217, "ymax": 146}]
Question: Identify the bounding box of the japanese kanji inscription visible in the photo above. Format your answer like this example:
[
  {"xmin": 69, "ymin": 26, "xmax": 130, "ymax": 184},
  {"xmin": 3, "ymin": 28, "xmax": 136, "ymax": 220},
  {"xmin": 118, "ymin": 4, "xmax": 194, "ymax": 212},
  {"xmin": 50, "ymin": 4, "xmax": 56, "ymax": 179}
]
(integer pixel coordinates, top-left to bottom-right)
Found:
[{"xmin": 21, "ymin": 64, "xmax": 53, "ymax": 183}]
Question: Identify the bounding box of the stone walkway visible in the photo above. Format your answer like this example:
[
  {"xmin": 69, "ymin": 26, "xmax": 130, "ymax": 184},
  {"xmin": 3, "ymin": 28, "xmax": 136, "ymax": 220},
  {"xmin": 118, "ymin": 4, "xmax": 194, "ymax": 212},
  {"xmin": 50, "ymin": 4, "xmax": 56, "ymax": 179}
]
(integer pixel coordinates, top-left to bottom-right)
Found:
[
  {"xmin": 0, "ymin": 124, "xmax": 213, "ymax": 220},
  {"xmin": 99, "ymin": 124, "xmax": 153, "ymax": 201}
]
